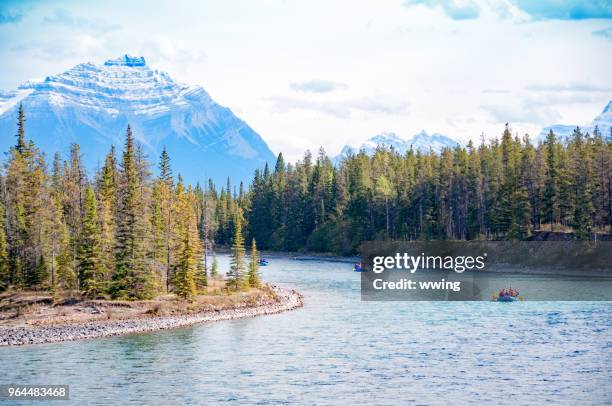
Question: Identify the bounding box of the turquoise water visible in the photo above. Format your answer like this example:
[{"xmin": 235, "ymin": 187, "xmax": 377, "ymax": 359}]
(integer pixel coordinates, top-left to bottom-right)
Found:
[{"xmin": 1, "ymin": 255, "xmax": 611, "ymax": 405}]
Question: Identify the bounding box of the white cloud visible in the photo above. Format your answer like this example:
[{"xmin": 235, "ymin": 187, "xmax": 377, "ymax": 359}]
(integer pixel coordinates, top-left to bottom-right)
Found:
[
  {"xmin": 526, "ymin": 83, "xmax": 612, "ymax": 93},
  {"xmin": 267, "ymin": 96, "xmax": 352, "ymax": 119},
  {"xmin": 482, "ymin": 103, "xmax": 562, "ymax": 125},
  {"xmin": 403, "ymin": 0, "xmax": 481, "ymax": 20},
  {"xmin": 290, "ymin": 80, "xmax": 347, "ymax": 93},
  {"xmin": 593, "ymin": 27, "xmax": 612, "ymax": 40},
  {"xmin": 43, "ymin": 8, "xmax": 120, "ymax": 33},
  {"xmin": 266, "ymin": 95, "xmax": 409, "ymax": 119}
]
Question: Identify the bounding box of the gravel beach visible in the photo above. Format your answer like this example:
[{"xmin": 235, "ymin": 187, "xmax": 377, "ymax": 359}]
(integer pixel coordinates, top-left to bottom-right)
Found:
[{"xmin": 0, "ymin": 286, "xmax": 303, "ymax": 347}]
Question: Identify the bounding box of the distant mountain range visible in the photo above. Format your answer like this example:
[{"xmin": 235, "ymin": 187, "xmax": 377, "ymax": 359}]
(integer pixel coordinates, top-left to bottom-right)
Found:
[
  {"xmin": 335, "ymin": 100, "xmax": 612, "ymax": 164},
  {"xmin": 334, "ymin": 130, "xmax": 461, "ymax": 163},
  {"xmin": 0, "ymin": 55, "xmax": 276, "ymax": 185},
  {"xmin": 537, "ymin": 100, "xmax": 612, "ymax": 142}
]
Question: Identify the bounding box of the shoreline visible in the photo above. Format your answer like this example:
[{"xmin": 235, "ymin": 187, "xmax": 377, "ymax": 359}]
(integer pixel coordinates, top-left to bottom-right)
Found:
[
  {"xmin": 218, "ymin": 249, "xmax": 611, "ymax": 277},
  {"xmin": 215, "ymin": 247, "xmax": 360, "ymax": 264},
  {"xmin": 0, "ymin": 286, "xmax": 303, "ymax": 347}
]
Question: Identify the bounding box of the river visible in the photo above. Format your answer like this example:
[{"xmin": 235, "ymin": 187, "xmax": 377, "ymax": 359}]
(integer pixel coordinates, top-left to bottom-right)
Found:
[{"xmin": 1, "ymin": 255, "xmax": 610, "ymax": 405}]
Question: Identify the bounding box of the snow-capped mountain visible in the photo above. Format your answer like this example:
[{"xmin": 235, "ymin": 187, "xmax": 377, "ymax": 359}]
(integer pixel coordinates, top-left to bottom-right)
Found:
[
  {"xmin": 344, "ymin": 131, "xmax": 409, "ymax": 156},
  {"xmin": 409, "ymin": 130, "xmax": 461, "ymax": 152},
  {"xmin": 335, "ymin": 130, "xmax": 460, "ymax": 163},
  {"xmin": 537, "ymin": 100, "xmax": 612, "ymax": 142},
  {"xmin": 592, "ymin": 100, "xmax": 612, "ymax": 135},
  {"xmin": 0, "ymin": 55, "xmax": 276, "ymax": 185}
]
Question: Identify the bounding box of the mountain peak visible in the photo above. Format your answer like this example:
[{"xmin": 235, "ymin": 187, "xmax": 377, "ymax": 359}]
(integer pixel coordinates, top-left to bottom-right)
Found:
[
  {"xmin": 0, "ymin": 55, "xmax": 275, "ymax": 185},
  {"xmin": 537, "ymin": 100, "xmax": 612, "ymax": 142},
  {"xmin": 369, "ymin": 131, "xmax": 403, "ymax": 143},
  {"xmin": 104, "ymin": 54, "xmax": 147, "ymax": 67},
  {"xmin": 334, "ymin": 130, "xmax": 460, "ymax": 164}
]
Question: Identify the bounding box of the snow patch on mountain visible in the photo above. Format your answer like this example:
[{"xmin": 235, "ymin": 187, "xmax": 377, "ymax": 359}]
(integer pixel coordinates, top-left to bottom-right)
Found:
[{"xmin": 0, "ymin": 88, "xmax": 35, "ymax": 115}]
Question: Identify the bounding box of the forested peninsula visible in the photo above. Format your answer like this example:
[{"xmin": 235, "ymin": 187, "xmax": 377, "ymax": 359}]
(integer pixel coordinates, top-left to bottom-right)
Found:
[{"xmin": 0, "ymin": 106, "xmax": 305, "ymax": 346}]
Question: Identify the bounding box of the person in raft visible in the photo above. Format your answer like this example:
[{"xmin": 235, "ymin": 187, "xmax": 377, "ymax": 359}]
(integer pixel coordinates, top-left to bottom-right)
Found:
[{"xmin": 500, "ymin": 288, "xmax": 519, "ymax": 297}]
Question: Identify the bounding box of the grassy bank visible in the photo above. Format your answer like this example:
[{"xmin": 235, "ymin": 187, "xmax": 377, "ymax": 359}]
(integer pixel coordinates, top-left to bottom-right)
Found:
[
  {"xmin": 0, "ymin": 279, "xmax": 278, "ymax": 329},
  {"xmin": 0, "ymin": 283, "xmax": 303, "ymax": 346}
]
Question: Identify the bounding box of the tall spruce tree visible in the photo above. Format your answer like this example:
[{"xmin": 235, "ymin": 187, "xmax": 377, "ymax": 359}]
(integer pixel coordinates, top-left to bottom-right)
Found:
[
  {"xmin": 156, "ymin": 147, "xmax": 175, "ymax": 292},
  {"xmin": 78, "ymin": 186, "xmax": 105, "ymax": 297},
  {"xmin": 248, "ymin": 238, "xmax": 261, "ymax": 288},
  {"xmin": 50, "ymin": 153, "xmax": 75, "ymax": 291},
  {"xmin": 570, "ymin": 128, "xmax": 594, "ymax": 239},
  {"xmin": 172, "ymin": 180, "xmax": 198, "ymax": 300},
  {"xmin": 227, "ymin": 212, "xmax": 246, "ymax": 290},
  {"xmin": 97, "ymin": 146, "xmax": 118, "ymax": 283},
  {"xmin": 15, "ymin": 103, "xmax": 27, "ymax": 153},
  {"xmin": 5, "ymin": 105, "xmax": 49, "ymax": 287},
  {"xmin": 0, "ymin": 176, "xmax": 8, "ymax": 291},
  {"xmin": 111, "ymin": 125, "xmax": 156, "ymax": 299}
]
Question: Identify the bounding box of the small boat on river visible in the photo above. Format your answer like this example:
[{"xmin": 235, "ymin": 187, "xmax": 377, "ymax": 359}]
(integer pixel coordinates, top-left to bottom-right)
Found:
[{"xmin": 495, "ymin": 288, "xmax": 522, "ymax": 302}]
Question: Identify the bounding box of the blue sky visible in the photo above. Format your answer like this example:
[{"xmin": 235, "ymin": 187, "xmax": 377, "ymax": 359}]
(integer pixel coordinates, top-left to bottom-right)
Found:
[
  {"xmin": 404, "ymin": 1, "xmax": 612, "ymax": 21},
  {"xmin": 0, "ymin": 0, "xmax": 611, "ymax": 158}
]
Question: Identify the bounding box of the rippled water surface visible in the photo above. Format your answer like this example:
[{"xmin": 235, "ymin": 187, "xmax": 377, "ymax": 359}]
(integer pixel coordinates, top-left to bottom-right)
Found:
[{"xmin": 1, "ymin": 255, "xmax": 611, "ymax": 405}]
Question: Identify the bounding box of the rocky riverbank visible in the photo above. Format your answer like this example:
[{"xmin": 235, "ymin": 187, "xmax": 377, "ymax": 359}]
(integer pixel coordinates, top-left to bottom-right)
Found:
[{"xmin": 0, "ymin": 286, "xmax": 303, "ymax": 347}]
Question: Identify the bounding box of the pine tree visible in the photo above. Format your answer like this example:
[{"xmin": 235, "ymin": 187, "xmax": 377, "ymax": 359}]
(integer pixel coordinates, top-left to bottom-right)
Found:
[
  {"xmin": 155, "ymin": 148, "xmax": 175, "ymax": 292},
  {"xmin": 248, "ymin": 238, "xmax": 261, "ymax": 288},
  {"xmin": 0, "ymin": 177, "xmax": 9, "ymax": 291},
  {"xmin": 49, "ymin": 153, "xmax": 75, "ymax": 291},
  {"xmin": 34, "ymin": 255, "xmax": 48, "ymax": 288},
  {"xmin": 198, "ymin": 183, "xmax": 214, "ymax": 284},
  {"xmin": 78, "ymin": 186, "xmax": 105, "ymax": 297},
  {"xmin": 227, "ymin": 212, "xmax": 246, "ymax": 290},
  {"xmin": 15, "ymin": 103, "xmax": 27, "ymax": 154},
  {"xmin": 24, "ymin": 145, "xmax": 49, "ymax": 287},
  {"xmin": 5, "ymin": 106, "xmax": 49, "ymax": 288},
  {"xmin": 172, "ymin": 180, "xmax": 198, "ymax": 299},
  {"xmin": 159, "ymin": 146, "xmax": 173, "ymax": 182},
  {"xmin": 173, "ymin": 233, "xmax": 197, "ymax": 300},
  {"xmin": 210, "ymin": 255, "xmax": 219, "ymax": 279},
  {"xmin": 194, "ymin": 189, "xmax": 208, "ymax": 290},
  {"xmin": 374, "ymin": 175, "xmax": 393, "ymax": 238},
  {"xmin": 188, "ymin": 185, "xmax": 205, "ymax": 290},
  {"xmin": 570, "ymin": 128, "xmax": 594, "ymax": 239},
  {"xmin": 465, "ymin": 140, "xmax": 484, "ymax": 239},
  {"xmin": 492, "ymin": 125, "xmax": 516, "ymax": 236},
  {"xmin": 111, "ymin": 125, "xmax": 156, "ymax": 299},
  {"xmin": 5, "ymin": 138, "xmax": 27, "ymax": 288},
  {"xmin": 97, "ymin": 147, "xmax": 117, "ymax": 284},
  {"xmin": 150, "ymin": 180, "xmax": 166, "ymax": 287}
]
